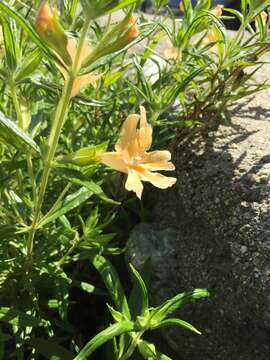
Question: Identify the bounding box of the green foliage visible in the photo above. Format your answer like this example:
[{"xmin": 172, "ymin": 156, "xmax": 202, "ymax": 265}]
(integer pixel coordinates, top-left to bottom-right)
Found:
[
  {"xmin": 0, "ymin": 112, "xmax": 39, "ymax": 153},
  {"xmin": 0, "ymin": 0, "xmax": 269, "ymax": 358}
]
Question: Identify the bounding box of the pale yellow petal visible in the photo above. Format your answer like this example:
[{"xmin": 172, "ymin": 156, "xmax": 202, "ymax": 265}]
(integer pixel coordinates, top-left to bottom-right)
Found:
[
  {"xmin": 56, "ymin": 38, "xmax": 77, "ymax": 80},
  {"xmin": 125, "ymin": 171, "xmax": 143, "ymax": 199},
  {"xmin": 164, "ymin": 46, "xmax": 180, "ymax": 60},
  {"xmin": 138, "ymin": 106, "xmax": 152, "ymax": 152},
  {"xmin": 141, "ymin": 150, "xmax": 175, "ymax": 171},
  {"xmin": 71, "ymin": 73, "xmax": 101, "ymax": 98},
  {"xmin": 205, "ymin": 30, "xmax": 216, "ymax": 43},
  {"xmin": 99, "ymin": 152, "xmax": 128, "ymax": 173},
  {"xmin": 66, "ymin": 38, "xmax": 92, "ymax": 68},
  {"xmin": 80, "ymin": 41, "xmax": 92, "ymax": 66},
  {"xmin": 140, "ymin": 170, "xmax": 176, "ymax": 189},
  {"xmin": 66, "ymin": 37, "xmax": 77, "ymax": 63},
  {"xmin": 115, "ymin": 114, "xmax": 140, "ymax": 153},
  {"xmin": 212, "ymin": 4, "xmax": 224, "ymax": 17}
]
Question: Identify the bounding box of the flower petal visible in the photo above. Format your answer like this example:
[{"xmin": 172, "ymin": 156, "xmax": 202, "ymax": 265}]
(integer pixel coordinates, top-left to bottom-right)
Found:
[
  {"xmin": 140, "ymin": 170, "xmax": 176, "ymax": 189},
  {"xmin": 115, "ymin": 114, "xmax": 140, "ymax": 154},
  {"xmin": 125, "ymin": 171, "xmax": 143, "ymax": 199},
  {"xmin": 71, "ymin": 73, "xmax": 101, "ymax": 98},
  {"xmin": 66, "ymin": 37, "xmax": 77, "ymax": 63},
  {"xmin": 141, "ymin": 150, "xmax": 175, "ymax": 171},
  {"xmin": 66, "ymin": 38, "xmax": 92, "ymax": 68},
  {"xmin": 80, "ymin": 41, "xmax": 92, "ymax": 66},
  {"xmin": 138, "ymin": 106, "xmax": 152, "ymax": 152},
  {"xmin": 99, "ymin": 152, "xmax": 128, "ymax": 173}
]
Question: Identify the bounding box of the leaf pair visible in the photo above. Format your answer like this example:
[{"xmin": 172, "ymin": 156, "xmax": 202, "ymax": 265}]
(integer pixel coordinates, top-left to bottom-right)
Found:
[{"xmin": 74, "ymin": 255, "xmax": 209, "ymax": 359}]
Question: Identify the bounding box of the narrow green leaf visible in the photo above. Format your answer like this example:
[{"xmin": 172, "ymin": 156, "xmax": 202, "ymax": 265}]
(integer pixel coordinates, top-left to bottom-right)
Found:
[
  {"xmin": 0, "ymin": 308, "xmax": 44, "ymax": 327},
  {"xmin": 74, "ymin": 321, "xmax": 134, "ymax": 359},
  {"xmin": 90, "ymin": 254, "xmax": 131, "ymax": 319},
  {"xmin": 54, "ymin": 167, "xmax": 119, "ymax": 205},
  {"xmin": 138, "ymin": 340, "xmax": 172, "ymax": 360},
  {"xmin": 0, "ymin": 15, "xmax": 18, "ymax": 71},
  {"xmin": 69, "ymin": 0, "xmax": 78, "ymax": 19},
  {"xmin": 39, "ymin": 187, "xmax": 93, "ymax": 227},
  {"xmin": 30, "ymin": 338, "xmax": 73, "ymax": 360},
  {"xmin": 81, "ymin": 0, "xmax": 139, "ymax": 20},
  {"xmin": 151, "ymin": 289, "xmax": 209, "ymax": 323},
  {"xmin": 104, "ymin": 70, "xmax": 126, "ymax": 86},
  {"xmin": 105, "ymin": 0, "xmax": 139, "ymax": 14},
  {"xmin": 14, "ymin": 48, "xmax": 42, "ymax": 82},
  {"xmin": 83, "ymin": 23, "xmax": 158, "ymax": 72},
  {"xmin": 107, "ymin": 304, "xmax": 125, "ymax": 323},
  {"xmin": 0, "ymin": 111, "xmax": 39, "ymax": 153},
  {"xmin": 151, "ymin": 318, "xmax": 202, "ymax": 335},
  {"xmin": 129, "ymin": 264, "xmax": 148, "ymax": 316},
  {"xmin": 129, "ymin": 258, "xmax": 152, "ymax": 320}
]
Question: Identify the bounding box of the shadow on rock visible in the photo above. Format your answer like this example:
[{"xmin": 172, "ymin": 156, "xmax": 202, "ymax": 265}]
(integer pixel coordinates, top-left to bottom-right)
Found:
[{"xmin": 127, "ymin": 114, "xmax": 270, "ymax": 359}]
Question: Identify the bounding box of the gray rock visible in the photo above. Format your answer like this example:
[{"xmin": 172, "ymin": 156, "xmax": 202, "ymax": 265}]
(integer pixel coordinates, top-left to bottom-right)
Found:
[
  {"xmin": 126, "ymin": 224, "xmax": 179, "ymax": 304},
  {"xmin": 127, "ymin": 96, "xmax": 270, "ymax": 359}
]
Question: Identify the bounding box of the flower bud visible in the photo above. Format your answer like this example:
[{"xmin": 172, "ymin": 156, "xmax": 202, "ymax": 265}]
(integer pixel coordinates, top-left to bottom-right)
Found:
[
  {"xmin": 102, "ymin": 16, "xmax": 139, "ymax": 55},
  {"xmin": 59, "ymin": 142, "xmax": 108, "ymax": 167},
  {"xmin": 260, "ymin": 11, "xmax": 268, "ymax": 25},
  {"xmin": 126, "ymin": 16, "xmax": 139, "ymax": 41},
  {"xmin": 179, "ymin": 1, "xmax": 184, "ymax": 13},
  {"xmin": 35, "ymin": 1, "xmax": 71, "ymax": 65},
  {"xmin": 82, "ymin": 15, "xmax": 139, "ymax": 66}
]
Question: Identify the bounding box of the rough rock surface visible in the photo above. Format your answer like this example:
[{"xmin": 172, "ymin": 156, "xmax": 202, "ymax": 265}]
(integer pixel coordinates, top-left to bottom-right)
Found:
[{"xmin": 126, "ymin": 79, "xmax": 270, "ymax": 358}]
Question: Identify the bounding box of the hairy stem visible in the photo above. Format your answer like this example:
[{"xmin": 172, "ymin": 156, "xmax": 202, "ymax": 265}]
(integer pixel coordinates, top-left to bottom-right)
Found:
[
  {"xmin": 26, "ymin": 19, "xmax": 90, "ymax": 258},
  {"xmin": 119, "ymin": 332, "xmax": 143, "ymax": 360},
  {"xmin": 10, "ymin": 84, "xmax": 37, "ymax": 205}
]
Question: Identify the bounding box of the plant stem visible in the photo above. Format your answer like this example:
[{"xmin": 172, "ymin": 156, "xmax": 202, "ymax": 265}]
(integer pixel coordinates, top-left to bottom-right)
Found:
[
  {"xmin": 26, "ymin": 19, "xmax": 91, "ymax": 258},
  {"xmin": 57, "ymin": 231, "xmax": 80, "ymax": 267},
  {"xmin": 10, "ymin": 84, "xmax": 37, "ymax": 204},
  {"xmin": 119, "ymin": 332, "xmax": 143, "ymax": 360},
  {"xmin": 37, "ymin": 183, "xmax": 71, "ymax": 228}
]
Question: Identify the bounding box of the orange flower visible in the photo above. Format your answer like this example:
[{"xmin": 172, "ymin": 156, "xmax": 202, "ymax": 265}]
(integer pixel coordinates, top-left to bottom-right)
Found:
[
  {"xmin": 164, "ymin": 40, "xmax": 181, "ymax": 61},
  {"xmin": 99, "ymin": 107, "xmax": 176, "ymax": 199},
  {"xmin": 212, "ymin": 4, "xmax": 224, "ymax": 17},
  {"xmin": 60, "ymin": 38, "xmax": 101, "ymax": 98}
]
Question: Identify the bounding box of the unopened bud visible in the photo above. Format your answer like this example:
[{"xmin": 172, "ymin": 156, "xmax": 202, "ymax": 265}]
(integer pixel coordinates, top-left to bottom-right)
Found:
[
  {"xmin": 126, "ymin": 16, "xmax": 139, "ymax": 41},
  {"xmin": 179, "ymin": 1, "xmax": 184, "ymax": 13},
  {"xmin": 36, "ymin": 1, "xmax": 54, "ymax": 34},
  {"xmin": 35, "ymin": 1, "xmax": 71, "ymax": 65},
  {"xmin": 88, "ymin": 16, "xmax": 139, "ymax": 63},
  {"xmin": 59, "ymin": 142, "xmax": 108, "ymax": 167},
  {"xmin": 260, "ymin": 11, "xmax": 268, "ymax": 25}
]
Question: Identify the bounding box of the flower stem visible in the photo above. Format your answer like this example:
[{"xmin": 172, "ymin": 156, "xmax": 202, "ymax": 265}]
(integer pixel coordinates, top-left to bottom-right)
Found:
[
  {"xmin": 26, "ymin": 19, "xmax": 91, "ymax": 258},
  {"xmin": 119, "ymin": 332, "xmax": 143, "ymax": 360},
  {"xmin": 10, "ymin": 84, "xmax": 37, "ymax": 204},
  {"xmin": 57, "ymin": 231, "xmax": 80, "ymax": 267}
]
